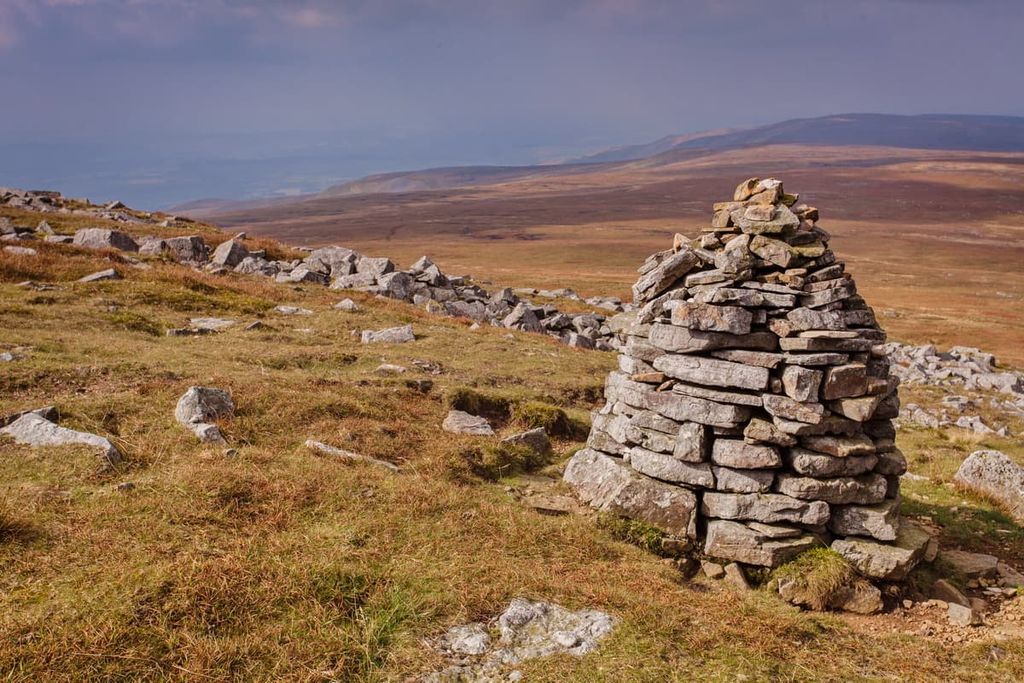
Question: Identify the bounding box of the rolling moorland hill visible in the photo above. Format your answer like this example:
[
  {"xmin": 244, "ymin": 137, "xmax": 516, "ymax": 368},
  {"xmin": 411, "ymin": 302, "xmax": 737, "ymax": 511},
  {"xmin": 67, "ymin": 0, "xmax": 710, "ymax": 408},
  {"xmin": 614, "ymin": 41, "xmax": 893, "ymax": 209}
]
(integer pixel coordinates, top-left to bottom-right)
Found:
[
  {"xmin": 195, "ymin": 130, "xmax": 1024, "ymax": 370},
  {"xmin": 1, "ymin": 185, "xmax": 1024, "ymax": 681}
]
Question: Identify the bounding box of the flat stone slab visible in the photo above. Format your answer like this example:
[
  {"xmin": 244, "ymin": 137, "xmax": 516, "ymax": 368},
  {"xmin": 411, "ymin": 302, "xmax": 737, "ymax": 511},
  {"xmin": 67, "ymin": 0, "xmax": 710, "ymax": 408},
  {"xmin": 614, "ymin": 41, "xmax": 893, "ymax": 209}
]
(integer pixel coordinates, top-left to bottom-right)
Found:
[
  {"xmin": 831, "ymin": 520, "xmax": 933, "ymax": 580},
  {"xmin": 704, "ymin": 519, "xmax": 819, "ymax": 568},
  {"xmin": 653, "ymin": 354, "xmax": 769, "ymax": 391},
  {"xmin": 711, "ymin": 439, "xmax": 781, "ymax": 469},
  {"xmin": 648, "ymin": 324, "xmax": 777, "ymax": 354},
  {"xmin": 829, "ymin": 498, "xmax": 900, "ymax": 541},
  {"xmin": 274, "ymin": 305, "xmax": 313, "ymax": 316},
  {"xmin": 360, "ymin": 324, "xmax": 414, "ymax": 344},
  {"xmin": 786, "ymin": 448, "xmax": 877, "ymax": 477},
  {"xmin": 711, "ymin": 467, "xmax": 775, "ymax": 493},
  {"xmin": 670, "ymin": 302, "xmax": 752, "ymax": 335},
  {"xmin": 627, "ymin": 447, "xmax": 714, "ymax": 487},
  {"xmin": 427, "ymin": 598, "xmax": 617, "ymax": 681},
  {"xmin": 564, "ymin": 448, "xmax": 697, "ymax": 538},
  {"xmin": 1, "ymin": 413, "xmax": 121, "ymax": 465},
  {"xmin": 775, "ymin": 473, "xmax": 887, "ymax": 505},
  {"xmin": 189, "ymin": 317, "xmax": 236, "ymax": 331},
  {"xmin": 938, "ymin": 549, "xmax": 999, "ymax": 579},
  {"xmin": 702, "ymin": 491, "xmax": 829, "ymax": 526},
  {"xmin": 78, "ymin": 268, "xmax": 121, "ymax": 283}
]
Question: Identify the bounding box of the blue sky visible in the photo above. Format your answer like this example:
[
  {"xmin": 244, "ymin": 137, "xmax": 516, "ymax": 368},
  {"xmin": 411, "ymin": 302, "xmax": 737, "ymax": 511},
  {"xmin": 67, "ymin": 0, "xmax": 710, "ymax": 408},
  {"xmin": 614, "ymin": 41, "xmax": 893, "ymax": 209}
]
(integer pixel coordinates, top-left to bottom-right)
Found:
[{"xmin": 1, "ymin": 0, "xmax": 1021, "ymax": 208}]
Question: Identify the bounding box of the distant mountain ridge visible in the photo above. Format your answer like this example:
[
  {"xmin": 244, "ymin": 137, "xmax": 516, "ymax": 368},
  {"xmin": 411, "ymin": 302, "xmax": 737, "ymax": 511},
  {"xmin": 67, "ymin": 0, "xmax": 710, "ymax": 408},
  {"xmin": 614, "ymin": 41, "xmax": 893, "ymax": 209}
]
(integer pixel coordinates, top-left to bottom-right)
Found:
[
  {"xmin": 313, "ymin": 113, "xmax": 1024, "ymax": 199},
  {"xmin": 176, "ymin": 113, "xmax": 1024, "ymax": 214},
  {"xmin": 581, "ymin": 113, "xmax": 1024, "ymax": 163}
]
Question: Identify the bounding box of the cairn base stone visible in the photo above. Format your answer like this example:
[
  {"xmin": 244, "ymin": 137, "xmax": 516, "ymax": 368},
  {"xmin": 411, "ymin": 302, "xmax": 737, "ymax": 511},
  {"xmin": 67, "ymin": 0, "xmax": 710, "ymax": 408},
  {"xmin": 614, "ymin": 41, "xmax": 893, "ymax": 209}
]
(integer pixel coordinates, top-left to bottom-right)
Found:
[{"xmin": 564, "ymin": 449, "xmax": 697, "ymax": 539}]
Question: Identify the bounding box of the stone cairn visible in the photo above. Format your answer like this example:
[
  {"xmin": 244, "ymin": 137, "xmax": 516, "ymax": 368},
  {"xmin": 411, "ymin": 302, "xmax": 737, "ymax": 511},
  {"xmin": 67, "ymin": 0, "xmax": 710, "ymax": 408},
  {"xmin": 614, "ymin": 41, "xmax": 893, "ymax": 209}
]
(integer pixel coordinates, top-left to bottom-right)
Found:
[{"xmin": 566, "ymin": 178, "xmax": 933, "ymax": 581}]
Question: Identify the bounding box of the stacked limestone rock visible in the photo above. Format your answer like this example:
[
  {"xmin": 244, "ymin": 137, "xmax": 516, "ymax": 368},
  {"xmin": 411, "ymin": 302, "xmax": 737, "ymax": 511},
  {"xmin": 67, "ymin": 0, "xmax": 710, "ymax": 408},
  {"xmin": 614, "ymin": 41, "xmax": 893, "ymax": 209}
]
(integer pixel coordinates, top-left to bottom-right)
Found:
[{"xmin": 566, "ymin": 178, "xmax": 933, "ymax": 582}]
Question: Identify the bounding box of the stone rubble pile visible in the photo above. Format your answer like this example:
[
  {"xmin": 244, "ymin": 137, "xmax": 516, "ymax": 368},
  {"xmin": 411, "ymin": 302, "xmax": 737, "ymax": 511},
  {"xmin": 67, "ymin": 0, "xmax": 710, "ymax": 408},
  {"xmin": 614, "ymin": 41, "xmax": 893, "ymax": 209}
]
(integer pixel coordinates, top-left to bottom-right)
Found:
[
  {"xmin": 884, "ymin": 343, "xmax": 1024, "ymax": 397},
  {"xmin": 425, "ymin": 598, "xmax": 616, "ymax": 683},
  {"xmin": 1, "ymin": 187, "xmax": 192, "ymax": 228},
  {"xmin": 886, "ymin": 342, "xmax": 1023, "ymax": 434},
  {"xmin": 1, "ymin": 187, "xmax": 622, "ymax": 350},
  {"xmin": 565, "ymin": 178, "xmax": 933, "ymax": 583}
]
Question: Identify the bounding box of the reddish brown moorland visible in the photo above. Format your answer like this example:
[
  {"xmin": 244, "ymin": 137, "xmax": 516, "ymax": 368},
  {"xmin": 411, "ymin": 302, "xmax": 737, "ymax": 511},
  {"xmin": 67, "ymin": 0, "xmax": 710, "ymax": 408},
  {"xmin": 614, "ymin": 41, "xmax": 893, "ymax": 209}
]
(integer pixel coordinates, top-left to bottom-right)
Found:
[{"xmin": 201, "ymin": 144, "xmax": 1024, "ymax": 365}]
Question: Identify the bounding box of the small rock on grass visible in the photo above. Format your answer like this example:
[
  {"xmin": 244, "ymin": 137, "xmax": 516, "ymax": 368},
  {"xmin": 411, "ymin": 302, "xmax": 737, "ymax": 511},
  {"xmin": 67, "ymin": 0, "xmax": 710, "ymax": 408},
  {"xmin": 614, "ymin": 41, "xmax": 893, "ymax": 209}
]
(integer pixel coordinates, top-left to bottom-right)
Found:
[
  {"xmin": 334, "ymin": 298, "xmax": 360, "ymax": 312},
  {"xmin": 361, "ymin": 324, "xmax": 414, "ymax": 344},
  {"xmin": 500, "ymin": 427, "xmax": 551, "ymax": 455},
  {"xmin": 305, "ymin": 439, "xmax": 399, "ymax": 472},
  {"xmin": 374, "ymin": 364, "xmax": 407, "ymax": 375},
  {"xmin": 0, "ymin": 412, "xmax": 121, "ymax": 466},
  {"xmin": 78, "ymin": 268, "xmax": 121, "ymax": 283},
  {"xmin": 275, "ymin": 305, "xmax": 313, "ymax": 316},
  {"xmin": 442, "ymin": 410, "xmax": 494, "ymax": 436},
  {"xmin": 174, "ymin": 386, "xmax": 234, "ymax": 445}
]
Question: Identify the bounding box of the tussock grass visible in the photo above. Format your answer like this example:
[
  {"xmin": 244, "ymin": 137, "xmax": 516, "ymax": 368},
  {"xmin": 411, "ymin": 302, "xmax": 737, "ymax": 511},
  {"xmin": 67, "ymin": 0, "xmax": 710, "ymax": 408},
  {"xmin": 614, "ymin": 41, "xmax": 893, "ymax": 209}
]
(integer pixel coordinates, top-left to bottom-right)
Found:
[
  {"xmin": 512, "ymin": 400, "xmax": 587, "ymax": 439},
  {"xmin": 597, "ymin": 515, "xmax": 673, "ymax": 557},
  {"xmin": 0, "ymin": 502, "xmax": 35, "ymax": 545},
  {"xmin": 444, "ymin": 385, "xmax": 512, "ymax": 420}
]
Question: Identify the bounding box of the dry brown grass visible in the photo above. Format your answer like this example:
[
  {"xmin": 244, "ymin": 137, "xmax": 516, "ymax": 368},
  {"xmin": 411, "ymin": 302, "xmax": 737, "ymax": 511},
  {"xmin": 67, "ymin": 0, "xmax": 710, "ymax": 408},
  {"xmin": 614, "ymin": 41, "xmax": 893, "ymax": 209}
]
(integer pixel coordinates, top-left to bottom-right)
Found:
[{"xmin": 1, "ymin": 209, "xmax": 1022, "ymax": 681}]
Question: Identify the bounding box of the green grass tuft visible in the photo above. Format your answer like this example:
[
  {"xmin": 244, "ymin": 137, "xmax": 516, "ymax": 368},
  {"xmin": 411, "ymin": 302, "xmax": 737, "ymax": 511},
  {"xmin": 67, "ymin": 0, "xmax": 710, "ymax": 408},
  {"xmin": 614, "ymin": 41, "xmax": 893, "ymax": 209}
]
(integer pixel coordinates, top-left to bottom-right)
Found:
[
  {"xmin": 772, "ymin": 548, "xmax": 855, "ymax": 610},
  {"xmin": 511, "ymin": 400, "xmax": 586, "ymax": 438},
  {"xmin": 107, "ymin": 311, "xmax": 163, "ymax": 337}
]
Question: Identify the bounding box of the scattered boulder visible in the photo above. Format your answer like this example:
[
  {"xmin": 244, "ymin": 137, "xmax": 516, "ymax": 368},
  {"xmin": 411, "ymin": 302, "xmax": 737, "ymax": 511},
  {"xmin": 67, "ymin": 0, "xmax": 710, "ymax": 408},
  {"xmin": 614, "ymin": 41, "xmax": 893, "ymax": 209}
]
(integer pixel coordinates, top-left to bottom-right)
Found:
[
  {"xmin": 931, "ymin": 579, "xmax": 970, "ymax": 607},
  {"xmin": 442, "ymin": 410, "xmax": 494, "ymax": 436},
  {"xmin": 3, "ymin": 245, "xmax": 37, "ymax": 256},
  {"xmin": 334, "ymin": 298, "xmax": 360, "ymax": 312},
  {"xmin": 175, "ymin": 386, "xmax": 234, "ymax": 444},
  {"xmin": 210, "ymin": 239, "xmax": 249, "ymax": 267},
  {"xmin": 274, "ymin": 305, "xmax": 313, "ymax": 316},
  {"xmin": 502, "ymin": 303, "xmax": 544, "ymax": 333},
  {"xmin": 500, "ymin": 427, "xmax": 551, "ymax": 455},
  {"xmin": 723, "ymin": 562, "xmax": 752, "ymax": 590},
  {"xmin": 947, "ymin": 602, "xmax": 982, "ymax": 627},
  {"xmin": 954, "ymin": 450, "xmax": 1024, "ymax": 523},
  {"xmin": 360, "ymin": 324, "xmax": 414, "ymax": 344},
  {"xmin": 72, "ymin": 228, "xmax": 139, "ymax": 252},
  {"xmin": 0, "ymin": 412, "xmax": 121, "ymax": 466}
]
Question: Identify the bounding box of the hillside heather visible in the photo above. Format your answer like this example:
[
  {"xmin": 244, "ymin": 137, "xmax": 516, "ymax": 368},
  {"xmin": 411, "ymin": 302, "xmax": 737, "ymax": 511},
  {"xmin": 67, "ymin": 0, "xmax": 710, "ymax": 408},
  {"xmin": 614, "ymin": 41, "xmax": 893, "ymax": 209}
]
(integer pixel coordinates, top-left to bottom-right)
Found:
[{"xmin": 0, "ymin": 186, "xmax": 1023, "ymax": 681}]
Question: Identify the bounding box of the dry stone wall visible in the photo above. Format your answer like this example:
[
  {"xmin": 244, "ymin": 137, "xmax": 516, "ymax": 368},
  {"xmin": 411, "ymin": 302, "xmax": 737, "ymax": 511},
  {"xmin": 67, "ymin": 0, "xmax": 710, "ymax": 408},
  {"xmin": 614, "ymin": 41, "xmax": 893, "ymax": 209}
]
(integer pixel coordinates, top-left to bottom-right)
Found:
[{"xmin": 565, "ymin": 178, "xmax": 924, "ymax": 574}]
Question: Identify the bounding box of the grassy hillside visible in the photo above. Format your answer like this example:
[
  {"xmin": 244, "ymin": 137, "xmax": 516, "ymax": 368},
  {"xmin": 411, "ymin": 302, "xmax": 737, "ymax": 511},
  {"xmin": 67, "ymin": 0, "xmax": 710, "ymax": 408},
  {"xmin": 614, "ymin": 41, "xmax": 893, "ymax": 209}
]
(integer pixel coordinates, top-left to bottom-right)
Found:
[{"xmin": 1, "ymin": 208, "xmax": 1023, "ymax": 681}]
